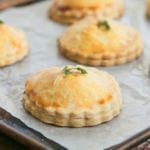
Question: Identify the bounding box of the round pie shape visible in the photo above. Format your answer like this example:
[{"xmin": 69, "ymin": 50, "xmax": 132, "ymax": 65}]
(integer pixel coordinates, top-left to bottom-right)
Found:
[
  {"xmin": 147, "ymin": 0, "xmax": 150, "ymax": 17},
  {"xmin": 58, "ymin": 17, "xmax": 144, "ymax": 66},
  {"xmin": 0, "ymin": 23, "xmax": 29, "ymax": 67},
  {"xmin": 23, "ymin": 65, "xmax": 122, "ymax": 127},
  {"xmin": 49, "ymin": 0, "xmax": 124, "ymax": 24}
]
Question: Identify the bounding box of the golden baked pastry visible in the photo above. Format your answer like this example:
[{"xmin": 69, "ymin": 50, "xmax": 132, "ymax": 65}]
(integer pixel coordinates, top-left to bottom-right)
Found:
[
  {"xmin": 0, "ymin": 21, "xmax": 29, "ymax": 67},
  {"xmin": 58, "ymin": 17, "xmax": 144, "ymax": 66},
  {"xmin": 49, "ymin": 0, "xmax": 124, "ymax": 24},
  {"xmin": 23, "ymin": 65, "xmax": 122, "ymax": 127},
  {"xmin": 147, "ymin": 0, "xmax": 150, "ymax": 17}
]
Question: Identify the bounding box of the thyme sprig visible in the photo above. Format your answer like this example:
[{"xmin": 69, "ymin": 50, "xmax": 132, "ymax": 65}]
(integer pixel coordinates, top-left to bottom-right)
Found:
[
  {"xmin": 97, "ymin": 21, "xmax": 110, "ymax": 30},
  {"xmin": 63, "ymin": 66, "xmax": 87, "ymax": 75},
  {"xmin": 0, "ymin": 20, "xmax": 4, "ymax": 24}
]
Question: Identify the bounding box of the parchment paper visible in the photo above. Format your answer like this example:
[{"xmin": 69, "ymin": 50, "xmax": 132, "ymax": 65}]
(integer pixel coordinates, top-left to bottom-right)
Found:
[{"xmin": 0, "ymin": 0, "xmax": 150, "ymax": 149}]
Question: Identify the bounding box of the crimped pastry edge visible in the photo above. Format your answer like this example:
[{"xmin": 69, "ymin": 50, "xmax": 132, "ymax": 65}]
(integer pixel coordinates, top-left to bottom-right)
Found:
[
  {"xmin": 49, "ymin": 0, "xmax": 124, "ymax": 24},
  {"xmin": 0, "ymin": 48, "xmax": 29, "ymax": 67},
  {"xmin": 23, "ymin": 92, "xmax": 122, "ymax": 127},
  {"xmin": 59, "ymin": 45, "xmax": 143, "ymax": 66},
  {"xmin": 58, "ymin": 34, "xmax": 144, "ymax": 66}
]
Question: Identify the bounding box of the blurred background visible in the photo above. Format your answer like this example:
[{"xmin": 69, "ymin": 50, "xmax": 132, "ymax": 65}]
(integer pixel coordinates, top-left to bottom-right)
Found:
[{"xmin": 0, "ymin": 0, "xmax": 43, "ymax": 10}]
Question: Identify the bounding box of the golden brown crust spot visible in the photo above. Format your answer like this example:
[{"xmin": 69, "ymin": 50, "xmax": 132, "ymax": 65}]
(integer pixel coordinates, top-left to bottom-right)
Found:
[{"xmin": 98, "ymin": 94, "xmax": 113, "ymax": 105}]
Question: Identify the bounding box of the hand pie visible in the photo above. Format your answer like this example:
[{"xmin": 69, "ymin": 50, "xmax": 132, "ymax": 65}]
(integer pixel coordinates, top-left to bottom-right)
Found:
[
  {"xmin": 0, "ymin": 21, "xmax": 29, "ymax": 67},
  {"xmin": 23, "ymin": 65, "xmax": 122, "ymax": 127},
  {"xmin": 49, "ymin": 0, "xmax": 124, "ymax": 24},
  {"xmin": 58, "ymin": 17, "xmax": 144, "ymax": 66},
  {"xmin": 147, "ymin": 0, "xmax": 150, "ymax": 17}
]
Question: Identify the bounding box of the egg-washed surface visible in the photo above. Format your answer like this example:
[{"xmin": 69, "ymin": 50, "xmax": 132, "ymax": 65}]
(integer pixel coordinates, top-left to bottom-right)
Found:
[
  {"xmin": 59, "ymin": 17, "xmax": 144, "ymax": 66},
  {"xmin": 0, "ymin": 24, "xmax": 29, "ymax": 67},
  {"xmin": 49, "ymin": 0, "xmax": 124, "ymax": 24},
  {"xmin": 0, "ymin": 0, "xmax": 150, "ymax": 149}
]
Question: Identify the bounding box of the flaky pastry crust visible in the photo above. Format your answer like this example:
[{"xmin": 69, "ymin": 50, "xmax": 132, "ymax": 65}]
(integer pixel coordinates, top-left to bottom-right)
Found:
[
  {"xmin": 58, "ymin": 17, "xmax": 144, "ymax": 66},
  {"xmin": 0, "ymin": 24, "xmax": 29, "ymax": 67},
  {"xmin": 49, "ymin": 0, "xmax": 124, "ymax": 24},
  {"xmin": 23, "ymin": 66, "xmax": 122, "ymax": 127}
]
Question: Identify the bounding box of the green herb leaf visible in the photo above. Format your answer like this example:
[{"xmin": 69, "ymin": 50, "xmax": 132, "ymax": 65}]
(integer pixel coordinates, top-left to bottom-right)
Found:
[
  {"xmin": 76, "ymin": 67, "xmax": 87, "ymax": 74},
  {"xmin": 63, "ymin": 66, "xmax": 87, "ymax": 75},
  {"xmin": 97, "ymin": 21, "xmax": 110, "ymax": 30},
  {"xmin": 63, "ymin": 66, "xmax": 72, "ymax": 75},
  {"xmin": 0, "ymin": 20, "xmax": 4, "ymax": 24}
]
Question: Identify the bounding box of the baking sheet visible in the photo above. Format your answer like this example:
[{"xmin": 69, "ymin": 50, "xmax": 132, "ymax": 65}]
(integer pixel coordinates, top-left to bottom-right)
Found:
[{"xmin": 0, "ymin": 0, "xmax": 150, "ymax": 149}]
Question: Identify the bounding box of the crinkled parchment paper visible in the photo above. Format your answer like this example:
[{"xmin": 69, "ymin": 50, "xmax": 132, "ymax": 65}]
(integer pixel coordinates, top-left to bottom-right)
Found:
[{"xmin": 0, "ymin": 0, "xmax": 150, "ymax": 149}]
